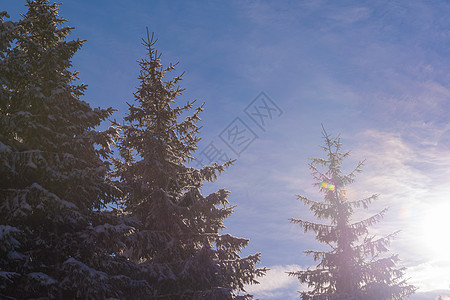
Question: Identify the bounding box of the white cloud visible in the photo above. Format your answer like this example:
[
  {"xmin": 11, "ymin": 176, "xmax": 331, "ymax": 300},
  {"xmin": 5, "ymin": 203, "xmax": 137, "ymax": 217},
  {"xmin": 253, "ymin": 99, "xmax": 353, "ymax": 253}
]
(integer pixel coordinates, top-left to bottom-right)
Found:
[
  {"xmin": 410, "ymin": 290, "xmax": 450, "ymax": 300},
  {"xmin": 346, "ymin": 128, "xmax": 450, "ymax": 291},
  {"xmin": 245, "ymin": 264, "xmax": 307, "ymax": 300},
  {"xmin": 408, "ymin": 261, "xmax": 450, "ymax": 293}
]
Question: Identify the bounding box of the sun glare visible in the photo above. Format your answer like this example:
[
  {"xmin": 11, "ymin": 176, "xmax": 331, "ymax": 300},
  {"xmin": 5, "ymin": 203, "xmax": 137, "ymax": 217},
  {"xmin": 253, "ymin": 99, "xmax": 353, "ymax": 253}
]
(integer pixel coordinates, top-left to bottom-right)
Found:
[{"xmin": 421, "ymin": 202, "xmax": 450, "ymax": 260}]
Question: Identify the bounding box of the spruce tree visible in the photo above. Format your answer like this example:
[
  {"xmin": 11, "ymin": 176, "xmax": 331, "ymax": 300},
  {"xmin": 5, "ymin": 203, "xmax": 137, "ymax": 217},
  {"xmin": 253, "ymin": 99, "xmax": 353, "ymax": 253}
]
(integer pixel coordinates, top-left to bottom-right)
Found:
[
  {"xmin": 113, "ymin": 29, "xmax": 266, "ymax": 299},
  {"xmin": 0, "ymin": 1, "xmax": 147, "ymax": 298},
  {"xmin": 289, "ymin": 127, "xmax": 416, "ymax": 300}
]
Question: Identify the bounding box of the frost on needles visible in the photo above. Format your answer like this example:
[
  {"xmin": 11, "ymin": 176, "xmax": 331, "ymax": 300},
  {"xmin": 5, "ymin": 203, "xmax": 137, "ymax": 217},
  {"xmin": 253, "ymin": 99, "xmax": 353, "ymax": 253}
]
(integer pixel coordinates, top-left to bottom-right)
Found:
[
  {"xmin": 0, "ymin": 1, "xmax": 265, "ymax": 299},
  {"xmin": 111, "ymin": 28, "xmax": 266, "ymax": 299},
  {"xmin": 0, "ymin": 0, "xmax": 122, "ymax": 298}
]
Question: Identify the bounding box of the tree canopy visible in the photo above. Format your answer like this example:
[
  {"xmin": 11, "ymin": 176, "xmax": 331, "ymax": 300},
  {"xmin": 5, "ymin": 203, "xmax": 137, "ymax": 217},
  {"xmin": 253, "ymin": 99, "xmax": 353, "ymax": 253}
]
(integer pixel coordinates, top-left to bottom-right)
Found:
[
  {"xmin": 289, "ymin": 127, "xmax": 416, "ymax": 300},
  {"xmin": 112, "ymin": 29, "xmax": 266, "ymax": 299},
  {"xmin": 0, "ymin": 1, "xmax": 265, "ymax": 298}
]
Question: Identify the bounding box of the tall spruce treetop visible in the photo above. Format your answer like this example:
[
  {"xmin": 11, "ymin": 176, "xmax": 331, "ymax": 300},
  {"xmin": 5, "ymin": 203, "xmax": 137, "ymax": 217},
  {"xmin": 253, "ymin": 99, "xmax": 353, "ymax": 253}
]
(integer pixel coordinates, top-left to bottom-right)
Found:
[
  {"xmin": 114, "ymin": 30, "xmax": 266, "ymax": 299},
  {"xmin": 0, "ymin": 1, "xmax": 138, "ymax": 298},
  {"xmin": 288, "ymin": 127, "xmax": 416, "ymax": 300},
  {"xmin": 0, "ymin": 0, "xmax": 116, "ymax": 206}
]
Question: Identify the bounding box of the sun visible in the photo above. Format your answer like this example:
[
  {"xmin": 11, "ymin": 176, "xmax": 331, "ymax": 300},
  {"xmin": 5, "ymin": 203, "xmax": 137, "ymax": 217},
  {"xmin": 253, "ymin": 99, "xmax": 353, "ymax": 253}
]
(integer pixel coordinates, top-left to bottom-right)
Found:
[{"xmin": 420, "ymin": 201, "xmax": 450, "ymax": 260}]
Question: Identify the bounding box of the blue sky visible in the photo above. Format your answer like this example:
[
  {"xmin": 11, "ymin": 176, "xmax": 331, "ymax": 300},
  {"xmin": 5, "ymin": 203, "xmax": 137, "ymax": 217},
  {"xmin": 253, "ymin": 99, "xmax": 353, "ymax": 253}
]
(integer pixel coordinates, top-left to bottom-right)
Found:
[{"xmin": 3, "ymin": 0, "xmax": 450, "ymax": 299}]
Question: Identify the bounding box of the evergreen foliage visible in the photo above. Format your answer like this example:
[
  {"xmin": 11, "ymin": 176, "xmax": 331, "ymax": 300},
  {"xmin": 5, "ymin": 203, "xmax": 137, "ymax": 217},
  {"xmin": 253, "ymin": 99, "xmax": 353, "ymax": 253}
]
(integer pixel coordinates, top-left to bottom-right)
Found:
[
  {"xmin": 112, "ymin": 29, "xmax": 266, "ymax": 299},
  {"xmin": 1, "ymin": 1, "xmax": 265, "ymax": 298},
  {"xmin": 288, "ymin": 127, "xmax": 417, "ymax": 300},
  {"xmin": 0, "ymin": 1, "xmax": 146, "ymax": 298}
]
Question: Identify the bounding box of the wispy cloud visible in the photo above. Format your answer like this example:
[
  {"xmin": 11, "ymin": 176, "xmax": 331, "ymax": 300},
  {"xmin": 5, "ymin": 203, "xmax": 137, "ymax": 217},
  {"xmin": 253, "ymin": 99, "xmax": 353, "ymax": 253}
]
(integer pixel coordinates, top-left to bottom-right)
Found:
[
  {"xmin": 245, "ymin": 264, "xmax": 307, "ymax": 300},
  {"xmin": 410, "ymin": 290, "xmax": 450, "ymax": 300},
  {"xmin": 345, "ymin": 128, "xmax": 450, "ymax": 291},
  {"xmin": 4, "ymin": 0, "xmax": 450, "ymax": 298}
]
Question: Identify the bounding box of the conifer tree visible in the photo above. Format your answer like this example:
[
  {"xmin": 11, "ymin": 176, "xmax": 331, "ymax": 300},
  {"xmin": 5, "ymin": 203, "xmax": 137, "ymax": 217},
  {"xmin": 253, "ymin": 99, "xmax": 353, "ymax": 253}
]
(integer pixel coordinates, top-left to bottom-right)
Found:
[
  {"xmin": 289, "ymin": 127, "xmax": 416, "ymax": 300},
  {"xmin": 113, "ymin": 29, "xmax": 266, "ymax": 299},
  {"xmin": 0, "ymin": 1, "xmax": 147, "ymax": 298}
]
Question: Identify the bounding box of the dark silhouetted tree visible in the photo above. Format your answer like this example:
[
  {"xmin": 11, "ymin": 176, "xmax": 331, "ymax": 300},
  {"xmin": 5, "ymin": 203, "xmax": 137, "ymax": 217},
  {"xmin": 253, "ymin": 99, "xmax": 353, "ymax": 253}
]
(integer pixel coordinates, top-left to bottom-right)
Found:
[
  {"xmin": 113, "ymin": 29, "xmax": 266, "ymax": 299},
  {"xmin": 0, "ymin": 1, "xmax": 150, "ymax": 298},
  {"xmin": 288, "ymin": 127, "xmax": 416, "ymax": 300}
]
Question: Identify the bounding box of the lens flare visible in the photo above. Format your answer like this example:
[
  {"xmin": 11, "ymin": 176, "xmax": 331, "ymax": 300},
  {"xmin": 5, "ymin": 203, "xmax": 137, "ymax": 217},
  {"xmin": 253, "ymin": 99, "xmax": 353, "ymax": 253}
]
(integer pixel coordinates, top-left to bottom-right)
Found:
[{"xmin": 320, "ymin": 181, "xmax": 335, "ymax": 191}]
